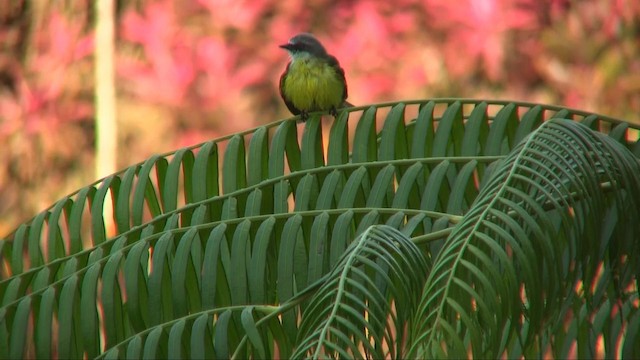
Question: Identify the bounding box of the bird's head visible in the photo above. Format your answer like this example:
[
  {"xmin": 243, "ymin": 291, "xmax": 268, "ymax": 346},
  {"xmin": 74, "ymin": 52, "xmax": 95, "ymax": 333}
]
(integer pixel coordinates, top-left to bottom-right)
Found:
[{"xmin": 279, "ymin": 33, "xmax": 328, "ymax": 61}]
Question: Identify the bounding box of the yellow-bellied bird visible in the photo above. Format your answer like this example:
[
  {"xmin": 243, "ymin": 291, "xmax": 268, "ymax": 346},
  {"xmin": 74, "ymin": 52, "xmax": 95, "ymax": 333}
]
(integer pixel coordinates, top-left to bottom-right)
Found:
[{"xmin": 279, "ymin": 33, "xmax": 352, "ymax": 121}]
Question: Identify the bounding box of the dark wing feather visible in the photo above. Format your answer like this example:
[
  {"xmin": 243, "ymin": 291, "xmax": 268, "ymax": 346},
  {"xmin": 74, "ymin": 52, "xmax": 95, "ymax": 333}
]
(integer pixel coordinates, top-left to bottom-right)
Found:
[
  {"xmin": 326, "ymin": 54, "xmax": 348, "ymax": 102},
  {"xmin": 279, "ymin": 62, "xmax": 301, "ymax": 115}
]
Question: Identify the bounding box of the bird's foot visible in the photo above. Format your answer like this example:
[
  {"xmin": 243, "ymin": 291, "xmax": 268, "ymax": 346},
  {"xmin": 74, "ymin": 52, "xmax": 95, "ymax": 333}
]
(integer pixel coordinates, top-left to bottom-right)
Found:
[
  {"xmin": 330, "ymin": 107, "xmax": 338, "ymax": 117},
  {"xmin": 300, "ymin": 111, "xmax": 309, "ymax": 122}
]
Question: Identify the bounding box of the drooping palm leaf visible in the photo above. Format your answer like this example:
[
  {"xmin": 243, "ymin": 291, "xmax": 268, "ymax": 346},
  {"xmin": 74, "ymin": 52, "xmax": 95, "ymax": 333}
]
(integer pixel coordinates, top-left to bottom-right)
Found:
[
  {"xmin": 409, "ymin": 119, "xmax": 640, "ymax": 358},
  {"xmin": 292, "ymin": 225, "xmax": 429, "ymax": 359}
]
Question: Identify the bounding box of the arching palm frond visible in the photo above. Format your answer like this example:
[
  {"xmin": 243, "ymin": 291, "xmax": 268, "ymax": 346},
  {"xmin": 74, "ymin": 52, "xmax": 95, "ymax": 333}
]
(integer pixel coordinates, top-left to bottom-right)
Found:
[
  {"xmin": 1, "ymin": 100, "xmax": 639, "ymax": 359},
  {"xmin": 293, "ymin": 225, "xmax": 429, "ymax": 359},
  {"xmin": 409, "ymin": 119, "xmax": 640, "ymax": 358}
]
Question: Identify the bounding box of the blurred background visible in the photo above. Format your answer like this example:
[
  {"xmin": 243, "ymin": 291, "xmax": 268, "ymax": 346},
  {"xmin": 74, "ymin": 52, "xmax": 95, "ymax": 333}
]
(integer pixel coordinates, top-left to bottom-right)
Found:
[{"xmin": 0, "ymin": 0, "xmax": 638, "ymax": 235}]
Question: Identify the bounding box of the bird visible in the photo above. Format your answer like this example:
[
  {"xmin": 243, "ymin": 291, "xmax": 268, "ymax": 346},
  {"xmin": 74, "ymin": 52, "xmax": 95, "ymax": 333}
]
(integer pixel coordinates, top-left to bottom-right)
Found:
[{"xmin": 279, "ymin": 33, "xmax": 351, "ymax": 121}]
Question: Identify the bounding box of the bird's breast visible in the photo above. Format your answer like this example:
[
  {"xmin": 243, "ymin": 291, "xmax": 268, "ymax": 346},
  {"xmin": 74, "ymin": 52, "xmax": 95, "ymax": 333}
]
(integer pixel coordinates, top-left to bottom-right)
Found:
[{"xmin": 282, "ymin": 58, "xmax": 345, "ymax": 112}]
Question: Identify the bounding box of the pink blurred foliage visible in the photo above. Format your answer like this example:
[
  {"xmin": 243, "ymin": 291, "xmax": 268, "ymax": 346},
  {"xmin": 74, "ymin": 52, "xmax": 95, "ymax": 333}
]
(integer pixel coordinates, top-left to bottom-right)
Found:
[
  {"xmin": 0, "ymin": 7, "xmax": 95, "ymax": 234},
  {"xmin": 194, "ymin": 37, "xmax": 265, "ymax": 107},
  {"xmin": 119, "ymin": 2, "xmax": 196, "ymax": 106},
  {"xmin": 426, "ymin": 0, "xmax": 539, "ymax": 81},
  {"xmin": 581, "ymin": 0, "xmax": 639, "ymax": 39},
  {"xmin": 197, "ymin": 0, "xmax": 270, "ymax": 31},
  {"xmin": 2, "ymin": 0, "xmax": 640, "ymax": 235},
  {"xmin": 331, "ymin": 1, "xmax": 429, "ymax": 102},
  {"xmin": 118, "ymin": 0, "xmax": 265, "ymax": 111},
  {"xmin": 0, "ymin": 11, "xmax": 93, "ymax": 136}
]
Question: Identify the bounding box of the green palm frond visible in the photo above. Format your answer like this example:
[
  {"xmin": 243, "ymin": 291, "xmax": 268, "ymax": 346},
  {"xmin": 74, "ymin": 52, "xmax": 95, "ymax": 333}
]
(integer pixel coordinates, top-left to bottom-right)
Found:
[
  {"xmin": 1, "ymin": 99, "xmax": 639, "ymax": 359},
  {"xmin": 293, "ymin": 225, "xmax": 429, "ymax": 359},
  {"xmin": 409, "ymin": 119, "xmax": 640, "ymax": 358}
]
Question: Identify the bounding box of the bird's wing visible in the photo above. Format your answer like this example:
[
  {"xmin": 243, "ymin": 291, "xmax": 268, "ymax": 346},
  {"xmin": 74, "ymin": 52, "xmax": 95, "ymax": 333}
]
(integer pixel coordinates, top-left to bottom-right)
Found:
[
  {"xmin": 279, "ymin": 62, "xmax": 301, "ymax": 115},
  {"xmin": 327, "ymin": 55, "xmax": 348, "ymax": 101}
]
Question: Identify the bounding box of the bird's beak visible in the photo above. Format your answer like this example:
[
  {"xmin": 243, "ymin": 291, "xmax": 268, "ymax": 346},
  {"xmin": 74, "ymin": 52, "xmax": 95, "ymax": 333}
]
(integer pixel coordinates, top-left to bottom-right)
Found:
[{"xmin": 279, "ymin": 43, "xmax": 294, "ymax": 50}]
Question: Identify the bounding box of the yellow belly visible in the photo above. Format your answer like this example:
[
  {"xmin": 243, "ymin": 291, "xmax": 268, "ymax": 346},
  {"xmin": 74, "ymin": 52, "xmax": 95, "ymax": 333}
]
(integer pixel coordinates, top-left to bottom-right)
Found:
[{"xmin": 282, "ymin": 59, "xmax": 345, "ymax": 112}]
